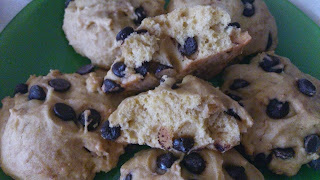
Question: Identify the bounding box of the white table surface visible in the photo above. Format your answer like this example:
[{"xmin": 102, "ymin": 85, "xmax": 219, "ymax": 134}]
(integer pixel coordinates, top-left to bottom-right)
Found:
[{"xmin": 0, "ymin": 0, "xmax": 319, "ymax": 33}]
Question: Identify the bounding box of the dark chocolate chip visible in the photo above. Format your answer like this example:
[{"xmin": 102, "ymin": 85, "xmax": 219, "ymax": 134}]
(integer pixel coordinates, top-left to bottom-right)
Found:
[
  {"xmin": 228, "ymin": 22, "xmax": 241, "ymax": 28},
  {"xmin": 155, "ymin": 63, "xmax": 172, "ymax": 74},
  {"xmin": 172, "ymin": 137, "xmax": 194, "ymax": 153},
  {"xmin": 266, "ymin": 99, "xmax": 289, "ymax": 119},
  {"xmin": 229, "ymin": 79, "xmax": 250, "ymax": 90},
  {"xmin": 124, "ymin": 173, "xmax": 132, "ymax": 180},
  {"xmin": 101, "ymin": 121, "xmax": 121, "ymax": 140},
  {"xmin": 102, "ymin": 79, "xmax": 124, "ymax": 93},
  {"xmin": 266, "ymin": 32, "xmax": 273, "ymax": 50},
  {"xmin": 65, "ymin": 0, "xmax": 73, "ymax": 8},
  {"xmin": 181, "ymin": 152, "xmax": 206, "ymax": 175},
  {"xmin": 179, "ymin": 37, "xmax": 198, "ymax": 56},
  {"xmin": 225, "ymin": 166, "xmax": 247, "ymax": 180},
  {"xmin": 135, "ymin": 62, "xmax": 149, "ymax": 76},
  {"xmin": 225, "ymin": 109, "xmax": 241, "ymax": 121},
  {"xmin": 53, "ymin": 103, "xmax": 76, "ymax": 121},
  {"xmin": 304, "ymin": 134, "xmax": 320, "ymax": 154},
  {"xmin": 243, "ymin": 3, "xmax": 255, "ymax": 17},
  {"xmin": 156, "ymin": 153, "xmax": 178, "ymax": 171},
  {"xmin": 171, "ymin": 83, "xmax": 179, "ymax": 89},
  {"xmin": 273, "ymin": 148, "xmax": 295, "ymax": 160},
  {"xmin": 14, "ymin": 83, "xmax": 28, "ymax": 95},
  {"xmin": 78, "ymin": 109, "xmax": 101, "ymax": 131},
  {"xmin": 241, "ymin": 0, "xmax": 255, "ymax": 4},
  {"xmin": 134, "ymin": 6, "xmax": 147, "ymax": 25},
  {"xmin": 259, "ymin": 55, "xmax": 283, "ymax": 73},
  {"xmin": 76, "ymin": 64, "xmax": 95, "ymax": 75},
  {"xmin": 226, "ymin": 92, "xmax": 242, "ymax": 102},
  {"xmin": 116, "ymin": 27, "xmax": 134, "ymax": 41},
  {"xmin": 49, "ymin": 78, "xmax": 71, "ymax": 92},
  {"xmin": 28, "ymin": 85, "xmax": 46, "ymax": 100},
  {"xmin": 214, "ymin": 143, "xmax": 227, "ymax": 152},
  {"xmin": 136, "ymin": 29, "xmax": 148, "ymax": 34},
  {"xmin": 112, "ymin": 62, "xmax": 127, "ymax": 78},
  {"xmin": 297, "ymin": 79, "xmax": 316, "ymax": 97},
  {"xmin": 308, "ymin": 158, "xmax": 320, "ymax": 171},
  {"xmin": 254, "ymin": 153, "xmax": 272, "ymax": 167}
]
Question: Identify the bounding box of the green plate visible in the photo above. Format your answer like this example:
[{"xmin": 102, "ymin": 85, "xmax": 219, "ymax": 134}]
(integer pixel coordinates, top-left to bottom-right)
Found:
[{"xmin": 0, "ymin": 0, "xmax": 319, "ymax": 179}]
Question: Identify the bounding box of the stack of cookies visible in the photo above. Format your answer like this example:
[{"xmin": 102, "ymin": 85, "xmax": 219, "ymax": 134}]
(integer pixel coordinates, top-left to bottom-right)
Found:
[{"xmin": 0, "ymin": 0, "xmax": 319, "ymax": 179}]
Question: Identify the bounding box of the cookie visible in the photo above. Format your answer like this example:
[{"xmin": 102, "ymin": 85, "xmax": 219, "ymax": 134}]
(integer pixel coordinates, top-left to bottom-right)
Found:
[
  {"xmin": 106, "ymin": 75, "xmax": 253, "ymax": 153},
  {"xmin": 120, "ymin": 148, "xmax": 264, "ymax": 180},
  {"xmin": 63, "ymin": 0, "xmax": 165, "ymax": 69},
  {"xmin": 103, "ymin": 5, "xmax": 251, "ymax": 94},
  {"xmin": 103, "ymin": 32, "xmax": 176, "ymax": 94},
  {"xmin": 0, "ymin": 69, "xmax": 128, "ymax": 179},
  {"xmin": 167, "ymin": 0, "xmax": 277, "ymax": 58},
  {"xmin": 221, "ymin": 52, "xmax": 320, "ymax": 176}
]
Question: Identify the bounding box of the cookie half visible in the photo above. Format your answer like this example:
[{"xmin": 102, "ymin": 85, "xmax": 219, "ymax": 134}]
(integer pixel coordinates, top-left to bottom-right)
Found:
[{"xmin": 106, "ymin": 75, "xmax": 253, "ymax": 153}]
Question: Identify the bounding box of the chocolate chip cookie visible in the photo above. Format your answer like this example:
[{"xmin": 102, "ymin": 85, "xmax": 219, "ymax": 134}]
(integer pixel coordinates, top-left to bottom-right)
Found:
[
  {"xmin": 103, "ymin": 6, "xmax": 251, "ymax": 94},
  {"xmin": 168, "ymin": 0, "xmax": 278, "ymax": 58},
  {"xmin": 63, "ymin": 0, "xmax": 165, "ymax": 69},
  {"xmin": 0, "ymin": 68, "xmax": 128, "ymax": 179},
  {"xmin": 120, "ymin": 148, "xmax": 264, "ymax": 179},
  {"xmin": 105, "ymin": 75, "xmax": 253, "ymax": 153},
  {"xmin": 221, "ymin": 52, "xmax": 320, "ymax": 176}
]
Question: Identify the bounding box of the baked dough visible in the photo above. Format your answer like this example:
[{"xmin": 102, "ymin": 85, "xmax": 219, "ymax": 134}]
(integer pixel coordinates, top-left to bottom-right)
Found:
[
  {"xmin": 0, "ymin": 69, "xmax": 128, "ymax": 179},
  {"xmin": 221, "ymin": 52, "xmax": 320, "ymax": 176},
  {"xmin": 167, "ymin": 0, "xmax": 277, "ymax": 58},
  {"xmin": 107, "ymin": 75, "xmax": 253, "ymax": 153},
  {"xmin": 63, "ymin": 0, "xmax": 165, "ymax": 69},
  {"xmin": 103, "ymin": 6, "xmax": 251, "ymax": 94},
  {"xmin": 120, "ymin": 148, "xmax": 264, "ymax": 180}
]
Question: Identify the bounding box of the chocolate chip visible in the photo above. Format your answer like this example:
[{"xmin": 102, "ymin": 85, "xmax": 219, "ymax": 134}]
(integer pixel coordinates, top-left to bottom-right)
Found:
[
  {"xmin": 172, "ymin": 137, "xmax": 194, "ymax": 153},
  {"xmin": 179, "ymin": 37, "xmax": 198, "ymax": 56},
  {"xmin": 266, "ymin": 99, "xmax": 289, "ymax": 119},
  {"xmin": 226, "ymin": 92, "xmax": 242, "ymax": 102},
  {"xmin": 225, "ymin": 109, "xmax": 241, "ymax": 121},
  {"xmin": 101, "ymin": 121, "xmax": 121, "ymax": 140},
  {"xmin": 78, "ymin": 109, "xmax": 101, "ymax": 131},
  {"xmin": 49, "ymin": 78, "xmax": 71, "ymax": 92},
  {"xmin": 243, "ymin": 3, "xmax": 255, "ymax": 17},
  {"xmin": 102, "ymin": 79, "xmax": 124, "ymax": 93},
  {"xmin": 124, "ymin": 173, "xmax": 132, "ymax": 180},
  {"xmin": 65, "ymin": 0, "xmax": 73, "ymax": 8},
  {"xmin": 53, "ymin": 103, "xmax": 76, "ymax": 121},
  {"xmin": 241, "ymin": 0, "xmax": 255, "ymax": 4},
  {"xmin": 228, "ymin": 22, "xmax": 241, "ymax": 28},
  {"xmin": 225, "ymin": 166, "xmax": 247, "ymax": 180},
  {"xmin": 76, "ymin": 64, "xmax": 95, "ymax": 75},
  {"xmin": 136, "ymin": 29, "xmax": 148, "ymax": 34},
  {"xmin": 134, "ymin": 6, "xmax": 147, "ymax": 25},
  {"xmin": 28, "ymin": 85, "xmax": 46, "ymax": 100},
  {"xmin": 273, "ymin": 148, "xmax": 295, "ymax": 160},
  {"xmin": 156, "ymin": 153, "xmax": 178, "ymax": 171},
  {"xmin": 181, "ymin": 152, "xmax": 206, "ymax": 174},
  {"xmin": 254, "ymin": 153, "xmax": 272, "ymax": 167},
  {"xmin": 171, "ymin": 83, "xmax": 179, "ymax": 89},
  {"xmin": 266, "ymin": 32, "xmax": 273, "ymax": 50},
  {"xmin": 116, "ymin": 27, "xmax": 134, "ymax": 41},
  {"xmin": 214, "ymin": 143, "xmax": 227, "ymax": 152},
  {"xmin": 308, "ymin": 158, "xmax": 320, "ymax": 171},
  {"xmin": 259, "ymin": 55, "xmax": 283, "ymax": 73},
  {"xmin": 112, "ymin": 62, "xmax": 127, "ymax": 78},
  {"xmin": 155, "ymin": 63, "xmax": 172, "ymax": 74},
  {"xmin": 135, "ymin": 62, "xmax": 149, "ymax": 76},
  {"xmin": 304, "ymin": 134, "xmax": 320, "ymax": 154},
  {"xmin": 229, "ymin": 79, "xmax": 250, "ymax": 90},
  {"xmin": 297, "ymin": 79, "xmax": 316, "ymax": 97},
  {"xmin": 14, "ymin": 83, "xmax": 28, "ymax": 95}
]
